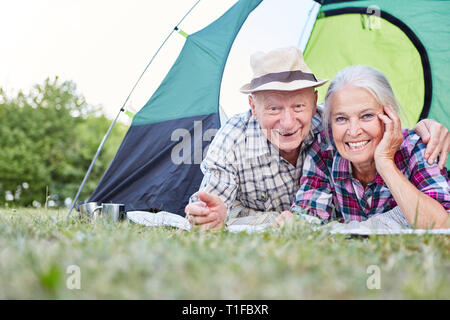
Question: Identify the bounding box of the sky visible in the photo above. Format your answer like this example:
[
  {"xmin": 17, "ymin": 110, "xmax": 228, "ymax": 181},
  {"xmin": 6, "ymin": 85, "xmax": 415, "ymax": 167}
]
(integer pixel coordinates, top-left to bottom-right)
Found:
[{"xmin": 0, "ymin": 0, "xmax": 315, "ymax": 122}]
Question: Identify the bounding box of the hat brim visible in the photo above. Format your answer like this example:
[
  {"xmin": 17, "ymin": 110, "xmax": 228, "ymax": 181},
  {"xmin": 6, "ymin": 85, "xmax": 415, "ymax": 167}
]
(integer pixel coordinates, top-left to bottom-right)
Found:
[{"xmin": 239, "ymin": 78, "xmax": 328, "ymax": 94}]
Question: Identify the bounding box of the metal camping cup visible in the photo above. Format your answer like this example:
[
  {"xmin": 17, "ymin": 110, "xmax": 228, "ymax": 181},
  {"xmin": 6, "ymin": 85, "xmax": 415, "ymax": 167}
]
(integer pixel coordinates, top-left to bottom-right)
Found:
[
  {"xmin": 78, "ymin": 202, "xmax": 102, "ymax": 221},
  {"xmin": 101, "ymin": 203, "xmax": 126, "ymax": 222}
]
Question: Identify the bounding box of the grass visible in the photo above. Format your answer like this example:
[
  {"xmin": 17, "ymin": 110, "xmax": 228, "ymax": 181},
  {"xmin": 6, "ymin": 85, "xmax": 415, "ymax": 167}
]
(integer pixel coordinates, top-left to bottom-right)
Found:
[{"xmin": 0, "ymin": 207, "xmax": 448, "ymax": 299}]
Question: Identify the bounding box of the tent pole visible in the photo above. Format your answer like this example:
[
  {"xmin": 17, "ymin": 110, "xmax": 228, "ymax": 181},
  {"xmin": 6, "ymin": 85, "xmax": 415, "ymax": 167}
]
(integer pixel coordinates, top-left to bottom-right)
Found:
[
  {"xmin": 66, "ymin": 0, "xmax": 203, "ymax": 220},
  {"xmin": 297, "ymin": 1, "xmax": 321, "ymax": 51},
  {"xmin": 65, "ymin": 108, "xmax": 123, "ymax": 220}
]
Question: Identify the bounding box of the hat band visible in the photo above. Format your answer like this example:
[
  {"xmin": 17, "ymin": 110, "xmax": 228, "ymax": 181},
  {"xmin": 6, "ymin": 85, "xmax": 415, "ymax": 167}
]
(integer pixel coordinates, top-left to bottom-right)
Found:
[{"xmin": 249, "ymin": 70, "xmax": 318, "ymax": 90}]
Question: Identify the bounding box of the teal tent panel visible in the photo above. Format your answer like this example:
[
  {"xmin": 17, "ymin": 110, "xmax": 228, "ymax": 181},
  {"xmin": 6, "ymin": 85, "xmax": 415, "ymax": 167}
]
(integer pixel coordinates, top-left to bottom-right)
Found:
[{"xmin": 133, "ymin": 0, "xmax": 263, "ymax": 126}]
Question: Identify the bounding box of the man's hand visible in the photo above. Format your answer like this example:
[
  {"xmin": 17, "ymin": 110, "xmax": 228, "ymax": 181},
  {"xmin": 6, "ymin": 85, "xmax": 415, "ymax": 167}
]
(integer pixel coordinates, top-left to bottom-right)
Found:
[
  {"xmin": 273, "ymin": 210, "xmax": 294, "ymax": 227},
  {"xmin": 184, "ymin": 192, "xmax": 227, "ymax": 230},
  {"xmin": 414, "ymin": 119, "xmax": 450, "ymax": 169}
]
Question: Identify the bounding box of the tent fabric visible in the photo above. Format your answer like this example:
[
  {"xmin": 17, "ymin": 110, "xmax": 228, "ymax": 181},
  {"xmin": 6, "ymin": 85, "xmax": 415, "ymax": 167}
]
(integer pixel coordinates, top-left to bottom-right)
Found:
[
  {"xmin": 307, "ymin": 0, "xmax": 450, "ymax": 166},
  {"xmin": 89, "ymin": 0, "xmax": 263, "ymax": 214},
  {"xmin": 304, "ymin": 13, "xmax": 425, "ymax": 128},
  {"xmin": 132, "ymin": 0, "xmax": 263, "ymax": 126},
  {"xmin": 89, "ymin": 0, "xmax": 450, "ymax": 216},
  {"xmin": 89, "ymin": 113, "xmax": 220, "ymax": 215}
]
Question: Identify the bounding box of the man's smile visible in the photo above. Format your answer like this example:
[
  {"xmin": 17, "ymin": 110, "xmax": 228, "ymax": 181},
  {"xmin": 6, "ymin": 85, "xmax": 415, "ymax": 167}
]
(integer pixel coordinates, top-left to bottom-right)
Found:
[{"xmin": 276, "ymin": 128, "xmax": 301, "ymax": 137}]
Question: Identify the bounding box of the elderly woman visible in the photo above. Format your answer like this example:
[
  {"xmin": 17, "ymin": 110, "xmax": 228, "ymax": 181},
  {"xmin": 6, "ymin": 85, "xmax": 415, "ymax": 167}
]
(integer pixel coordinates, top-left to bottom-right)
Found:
[{"xmin": 283, "ymin": 66, "xmax": 449, "ymax": 229}]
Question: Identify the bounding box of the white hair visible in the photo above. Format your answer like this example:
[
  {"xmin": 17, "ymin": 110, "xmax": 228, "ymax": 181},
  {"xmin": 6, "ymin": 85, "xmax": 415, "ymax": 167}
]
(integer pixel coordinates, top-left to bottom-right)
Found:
[{"xmin": 323, "ymin": 65, "xmax": 402, "ymax": 143}]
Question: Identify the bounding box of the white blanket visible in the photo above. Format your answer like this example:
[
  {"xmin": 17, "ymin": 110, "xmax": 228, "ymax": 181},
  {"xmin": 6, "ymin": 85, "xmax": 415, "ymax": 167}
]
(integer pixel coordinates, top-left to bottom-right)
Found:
[{"xmin": 126, "ymin": 210, "xmax": 450, "ymax": 235}]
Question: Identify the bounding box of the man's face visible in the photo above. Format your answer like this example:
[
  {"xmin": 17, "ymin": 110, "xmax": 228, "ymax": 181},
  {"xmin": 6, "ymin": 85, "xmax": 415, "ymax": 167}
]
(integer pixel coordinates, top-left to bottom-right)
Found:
[{"xmin": 249, "ymin": 88, "xmax": 318, "ymax": 155}]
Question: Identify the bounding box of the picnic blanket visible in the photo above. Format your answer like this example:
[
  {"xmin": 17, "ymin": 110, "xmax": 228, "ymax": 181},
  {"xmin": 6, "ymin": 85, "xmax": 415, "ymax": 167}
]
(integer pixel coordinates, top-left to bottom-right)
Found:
[
  {"xmin": 226, "ymin": 206, "xmax": 450, "ymax": 234},
  {"xmin": 126, "ymin": 205, "xmax": 450, "ymax": 235}
]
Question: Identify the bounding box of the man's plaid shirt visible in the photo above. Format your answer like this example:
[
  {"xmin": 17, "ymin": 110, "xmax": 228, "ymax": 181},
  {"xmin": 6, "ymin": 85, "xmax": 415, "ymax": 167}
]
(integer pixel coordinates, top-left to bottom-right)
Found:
[
  {"xmin": 190, "ymin": 110, "xmax": 322, "ymax": 214},
  {"xmin": 292, "ymin": 129, "xmax": 450, "ymax": 221}
]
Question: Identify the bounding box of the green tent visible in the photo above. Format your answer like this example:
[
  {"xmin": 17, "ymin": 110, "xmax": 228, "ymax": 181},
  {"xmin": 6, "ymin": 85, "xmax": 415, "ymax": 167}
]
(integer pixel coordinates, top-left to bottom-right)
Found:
[
  {"xmin": 305, "ymin": 0, "xmax": 450, "ymax": 134},
  {"xmin": 86, "ymin": 0, "xmax": 449, "ymax": 215}
]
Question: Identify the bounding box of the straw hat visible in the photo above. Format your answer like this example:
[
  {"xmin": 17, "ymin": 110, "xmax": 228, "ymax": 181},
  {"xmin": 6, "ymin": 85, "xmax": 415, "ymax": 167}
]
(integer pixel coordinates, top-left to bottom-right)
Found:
[{"xmin": 240, "ymin": 46, "xmax": 328, "ymax": 94}]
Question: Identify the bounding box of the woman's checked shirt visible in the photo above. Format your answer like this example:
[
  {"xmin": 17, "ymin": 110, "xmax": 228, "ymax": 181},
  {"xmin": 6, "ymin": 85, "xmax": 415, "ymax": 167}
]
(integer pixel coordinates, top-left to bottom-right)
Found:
[{"xmin": 292, "ymin": 129, "xmax": 450, "ymax": 222}]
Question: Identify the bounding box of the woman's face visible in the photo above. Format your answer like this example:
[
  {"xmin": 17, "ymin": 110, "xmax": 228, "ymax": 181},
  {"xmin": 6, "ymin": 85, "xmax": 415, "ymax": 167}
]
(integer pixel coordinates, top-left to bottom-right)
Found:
[{"xmin": 330, "ymin": 85, "xmax": 385, "ymax": 166}]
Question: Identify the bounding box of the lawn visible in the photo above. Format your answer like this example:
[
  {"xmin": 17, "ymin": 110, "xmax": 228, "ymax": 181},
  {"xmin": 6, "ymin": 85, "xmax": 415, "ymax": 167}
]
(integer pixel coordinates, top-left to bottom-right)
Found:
[{"xmin": 0, "ymin": 208, "xmax": 448, "ymax": 299}]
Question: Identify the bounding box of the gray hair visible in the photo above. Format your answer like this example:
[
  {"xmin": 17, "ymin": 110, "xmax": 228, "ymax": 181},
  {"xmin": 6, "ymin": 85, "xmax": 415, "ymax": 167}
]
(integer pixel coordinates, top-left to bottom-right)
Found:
[{"xmin": 323, "ymin": 65, "xmax": 402, "ymax": 143}]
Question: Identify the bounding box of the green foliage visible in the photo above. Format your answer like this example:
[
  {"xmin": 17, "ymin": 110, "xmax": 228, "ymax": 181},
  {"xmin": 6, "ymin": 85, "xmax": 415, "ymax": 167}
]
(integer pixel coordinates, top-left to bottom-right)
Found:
[{"xmin": 0, "ymin": 77, "xmax": 127, "ymax": 207}]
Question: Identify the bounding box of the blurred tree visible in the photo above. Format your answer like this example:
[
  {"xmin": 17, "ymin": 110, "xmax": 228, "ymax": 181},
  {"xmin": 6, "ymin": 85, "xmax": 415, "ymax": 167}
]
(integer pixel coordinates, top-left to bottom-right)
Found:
[
  {"xmin": 62, "ymin": 115, "xmax": 128, "ymax": 203},
  {"xmin": 0, "ymin": 77, "xmax": 127, "ymax": 207}
]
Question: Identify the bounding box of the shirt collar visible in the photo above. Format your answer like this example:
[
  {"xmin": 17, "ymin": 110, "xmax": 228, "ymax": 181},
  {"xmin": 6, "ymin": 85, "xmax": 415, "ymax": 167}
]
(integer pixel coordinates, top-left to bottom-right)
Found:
[
  {"xmin": 244, "ymin": 112, "xmax": 272, "ymax": 159},
  {"xmin": 332, "ymin": 152, "xmax": 352, "ymax": 181},
  {"xmin": 317, "ymin": 126, "xmax": 334, "ymax": 153},
  {"xmin": 332, "ymin": 152, "xmax": 385, "ymax": 185}
]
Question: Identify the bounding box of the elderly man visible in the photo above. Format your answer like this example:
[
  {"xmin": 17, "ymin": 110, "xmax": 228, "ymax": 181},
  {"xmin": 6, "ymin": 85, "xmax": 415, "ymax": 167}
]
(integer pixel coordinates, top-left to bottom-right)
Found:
[{"xmin": 185, "ymin": 47, "xmax": 450, "ymax": 230}]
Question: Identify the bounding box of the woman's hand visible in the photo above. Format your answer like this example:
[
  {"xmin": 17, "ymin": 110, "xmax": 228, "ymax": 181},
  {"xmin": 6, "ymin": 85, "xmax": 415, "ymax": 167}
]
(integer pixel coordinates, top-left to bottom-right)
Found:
[
  {"xmin": 273, "ymin": 210, "xmax": 294, "ymax": 227},
  {"xmin": 374, "ymin": 105, "xmax": 404, "ymax": 171}
]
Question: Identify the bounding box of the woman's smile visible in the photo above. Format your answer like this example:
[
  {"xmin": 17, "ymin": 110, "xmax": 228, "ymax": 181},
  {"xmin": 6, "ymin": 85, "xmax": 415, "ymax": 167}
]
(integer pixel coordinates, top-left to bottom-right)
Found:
[{"xmin": 345, "ymin": 139, "xmax": 371, "ymax": 151}]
